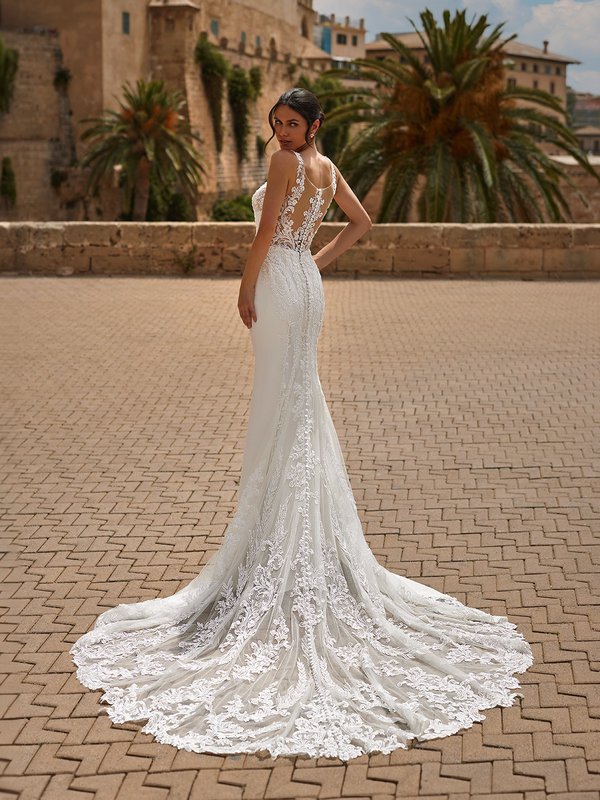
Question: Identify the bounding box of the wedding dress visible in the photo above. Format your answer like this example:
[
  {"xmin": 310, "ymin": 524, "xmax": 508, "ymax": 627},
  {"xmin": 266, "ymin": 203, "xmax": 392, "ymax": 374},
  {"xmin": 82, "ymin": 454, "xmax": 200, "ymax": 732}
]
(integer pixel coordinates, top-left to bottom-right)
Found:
[{"xmin": 70, "ymin": 149, "xmax": 534, "ymax": 760}]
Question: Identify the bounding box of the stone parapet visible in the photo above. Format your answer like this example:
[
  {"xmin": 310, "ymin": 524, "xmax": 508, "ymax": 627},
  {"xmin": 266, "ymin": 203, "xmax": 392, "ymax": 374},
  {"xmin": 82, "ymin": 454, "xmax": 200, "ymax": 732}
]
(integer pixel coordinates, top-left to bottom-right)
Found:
[{"xmin": 0, "ymin": 222, "xmax": 599, "ymax": 279}]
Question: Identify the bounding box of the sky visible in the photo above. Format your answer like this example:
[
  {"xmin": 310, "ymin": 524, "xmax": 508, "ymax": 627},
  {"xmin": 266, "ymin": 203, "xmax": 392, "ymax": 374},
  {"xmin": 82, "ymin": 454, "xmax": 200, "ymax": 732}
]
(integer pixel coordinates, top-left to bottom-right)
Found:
[{"xmin": 323, "ymin": 0, "xmax": 600, "ymax": 94}]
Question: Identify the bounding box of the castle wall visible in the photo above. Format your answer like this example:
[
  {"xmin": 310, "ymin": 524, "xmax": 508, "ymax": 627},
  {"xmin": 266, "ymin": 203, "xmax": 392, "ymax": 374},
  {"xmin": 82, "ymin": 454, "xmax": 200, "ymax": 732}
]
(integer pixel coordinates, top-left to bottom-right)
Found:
[
  {"xmin": 0, "ymin": 30, "xmax": 77, "ymax": 221},
  {"xmin": 148, "ymin": 2, "xmax": 325, "ymax": 219},
  {"xmin": 0, "ymin": 0, "xmax": 103, "ymax": 158}
]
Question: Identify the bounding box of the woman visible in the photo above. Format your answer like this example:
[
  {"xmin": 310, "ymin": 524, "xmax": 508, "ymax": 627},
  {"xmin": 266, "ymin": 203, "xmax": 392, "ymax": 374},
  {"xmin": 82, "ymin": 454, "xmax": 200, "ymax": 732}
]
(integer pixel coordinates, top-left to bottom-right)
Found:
[{"xmin": 70, "ymin": 88, "xmax": 534, "ymax": 760}]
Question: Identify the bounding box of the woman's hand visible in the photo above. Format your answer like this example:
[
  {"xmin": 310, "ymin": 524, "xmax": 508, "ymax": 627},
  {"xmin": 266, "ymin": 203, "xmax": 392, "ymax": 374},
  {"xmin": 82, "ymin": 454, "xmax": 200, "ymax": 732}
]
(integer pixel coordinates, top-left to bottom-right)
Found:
[
  {"xmin": 238, "ymin": 279, "xmax": 257, "ymax": 329},
  {"xmin": 312, "ymin": 252, "xmax": 327, "ymax": 273}
]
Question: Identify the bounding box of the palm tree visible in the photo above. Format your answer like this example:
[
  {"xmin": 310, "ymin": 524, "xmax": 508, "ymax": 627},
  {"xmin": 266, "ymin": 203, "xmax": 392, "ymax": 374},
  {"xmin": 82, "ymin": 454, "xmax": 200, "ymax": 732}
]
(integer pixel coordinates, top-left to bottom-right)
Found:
[
  {"xmin": 81, "ymin": 79, "xmax": 206, "ymax": 220},
  {"xmin": 320, "ymin": 9, "xmax": 598, "ymax": 223},
  {"xmin": 0, "ymin": 35, "xmax": 19, "ymax": 114},
  {"xmin": 296, "ymin": 72, "xmax": 351, "ymax": 163}
]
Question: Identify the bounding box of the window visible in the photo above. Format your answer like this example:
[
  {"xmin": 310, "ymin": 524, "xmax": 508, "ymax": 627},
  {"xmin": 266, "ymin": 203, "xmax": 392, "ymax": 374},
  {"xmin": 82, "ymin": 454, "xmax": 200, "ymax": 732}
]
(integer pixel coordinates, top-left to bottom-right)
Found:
[
  {"xmin": 122, "ymin": 11, "xmax": 130, "ymax": 34},
  {"xmin": 550, "ymin": 81, "xmax": 555, "ymax": 94},
  {"xmin": 210, "ymin": 18, "xmax": 219, "ymax": 37},
  {"xmin": 352, "ymin": 35, "xmax": 357, "ymax": 46},
  {"xmin": 256, "ymin": 35, "xmax": 261, "ymax": 47},
  {"xmin": 533, "ymin": 79, "xmax": 538, "ymax": 89},
  {"xmin": 336, "ymin": 33, "xmax": 347, "ymax": 45},
  {"xmin": 533, "ymin": 63, "xmax": 539, "ymax": 73},
  {"xmin": 555, "ymin": 66, "xmax": 561, "ymax": 75},
  {"xmin": 544, "ymin": 65, "xmax": 551, "ymax": 74},
  {"xmin": 508, "ymin": 77, "xmax": 516, "ymax": 88},
  {"xmin": 521, "ymin": 62, "xmax": 527, "ymax": 71},
  {"xmin": 240, "ymin": 31, "xmax": 246, "ymax": 46}
]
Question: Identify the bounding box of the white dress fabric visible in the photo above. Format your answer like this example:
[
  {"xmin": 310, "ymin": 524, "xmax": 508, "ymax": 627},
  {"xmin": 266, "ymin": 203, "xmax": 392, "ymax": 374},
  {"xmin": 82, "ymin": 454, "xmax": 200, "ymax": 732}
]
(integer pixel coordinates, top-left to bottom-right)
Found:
[{"xmin": 70, "ymin": 150, "xmax": 534, "ymax": 760}]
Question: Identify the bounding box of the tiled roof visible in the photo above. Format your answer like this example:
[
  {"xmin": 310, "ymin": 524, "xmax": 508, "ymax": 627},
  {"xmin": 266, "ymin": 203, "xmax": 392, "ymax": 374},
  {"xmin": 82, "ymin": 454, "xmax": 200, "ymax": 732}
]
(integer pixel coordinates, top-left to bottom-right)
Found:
[{"xmin": 365, "ymin": 32, "xmax": 579, "ymax": 64}]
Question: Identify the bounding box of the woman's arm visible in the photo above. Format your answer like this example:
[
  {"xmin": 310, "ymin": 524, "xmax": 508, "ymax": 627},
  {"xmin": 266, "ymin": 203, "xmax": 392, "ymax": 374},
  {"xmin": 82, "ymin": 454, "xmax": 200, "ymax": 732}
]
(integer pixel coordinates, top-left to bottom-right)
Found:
[
  {"xmin": 238, "ymin": 151, "xmax": 295, "ymax": 329},
  {"xmin": 313, "ymin": 165, "xmax": 373, "ymax": 272}
]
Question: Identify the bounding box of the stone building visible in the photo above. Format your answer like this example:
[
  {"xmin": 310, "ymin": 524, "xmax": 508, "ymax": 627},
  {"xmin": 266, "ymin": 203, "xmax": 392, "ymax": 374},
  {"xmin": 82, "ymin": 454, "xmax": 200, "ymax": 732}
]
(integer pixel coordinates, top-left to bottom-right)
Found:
[
  {"xmin": 576, "ymin": 126, "xmax": 600, "ymax": 156},
  {"xmin": 574, "ymin": 92, "xmax": 600, "ymax": 128},
  {"xmin": 313, "ymin": 13, "xmax": 366, "ymax": 62},
  {"xmin": 0, "ymin": 0, "xmax": 332, "ymax": 221}
]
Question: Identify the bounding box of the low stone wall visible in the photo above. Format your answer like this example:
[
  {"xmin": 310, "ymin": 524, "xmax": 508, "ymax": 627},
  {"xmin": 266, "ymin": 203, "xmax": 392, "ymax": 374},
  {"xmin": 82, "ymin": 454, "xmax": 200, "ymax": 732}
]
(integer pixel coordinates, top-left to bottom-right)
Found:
[{"xmin": 0, "ymin": 222, "xmax": 599, "ymax": 279}]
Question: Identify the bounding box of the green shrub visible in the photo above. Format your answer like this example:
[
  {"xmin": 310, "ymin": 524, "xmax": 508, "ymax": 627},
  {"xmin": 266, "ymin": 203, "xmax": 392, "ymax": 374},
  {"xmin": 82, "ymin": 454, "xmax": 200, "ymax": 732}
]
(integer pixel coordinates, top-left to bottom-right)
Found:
[
  {"xmin": 0, "ymin": 156, "xmax": 16, "ymax": 206},
  {"xmin": 0, "ymin": 36, "xmax": 19, "ymax": 114},
  {"xmin": 228, "ymin": 66, "xmax": 252, "ymax": 161},
  {"xmin": 212, "ymin": 194, "xmax": 253, "ymax": 221},
  {"xmin": 53, "ymin": 67, "xmax": 71, "ymax": 90},
  {"xmin": 195, "ymin": 37, "xmax": 230, "ymax": 153}
]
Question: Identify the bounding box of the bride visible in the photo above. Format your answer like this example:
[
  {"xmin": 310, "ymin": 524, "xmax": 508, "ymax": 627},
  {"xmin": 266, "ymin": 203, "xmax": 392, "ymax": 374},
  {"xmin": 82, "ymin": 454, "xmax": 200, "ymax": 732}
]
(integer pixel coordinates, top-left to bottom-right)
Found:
[{"xmin": 70, "ymin": 87, "xmax": 534, "ymax": 761}]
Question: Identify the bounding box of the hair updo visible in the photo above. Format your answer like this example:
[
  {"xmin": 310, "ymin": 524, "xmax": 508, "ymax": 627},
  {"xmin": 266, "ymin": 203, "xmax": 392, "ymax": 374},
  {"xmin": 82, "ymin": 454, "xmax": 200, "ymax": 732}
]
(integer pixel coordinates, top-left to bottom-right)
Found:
[{"xmin": 264, "ymin": 87, "xmax": 325, "ymax": 153}]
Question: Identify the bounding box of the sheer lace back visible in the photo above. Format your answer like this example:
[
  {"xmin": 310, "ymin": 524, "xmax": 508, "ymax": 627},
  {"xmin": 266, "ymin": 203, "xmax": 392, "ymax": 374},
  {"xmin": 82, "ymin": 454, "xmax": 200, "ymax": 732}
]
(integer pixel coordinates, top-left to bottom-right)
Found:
[{"xmin": 252, "ymin": 150, "xmax": 337, "ymax": 252}]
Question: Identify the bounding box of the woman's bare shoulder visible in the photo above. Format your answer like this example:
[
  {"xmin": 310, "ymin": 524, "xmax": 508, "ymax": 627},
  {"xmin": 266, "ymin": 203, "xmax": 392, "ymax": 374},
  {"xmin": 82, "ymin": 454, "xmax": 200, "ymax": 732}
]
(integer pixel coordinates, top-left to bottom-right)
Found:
[{"xmin": 269, "ymin": 149, "xmax": 298, "ymax": 167}]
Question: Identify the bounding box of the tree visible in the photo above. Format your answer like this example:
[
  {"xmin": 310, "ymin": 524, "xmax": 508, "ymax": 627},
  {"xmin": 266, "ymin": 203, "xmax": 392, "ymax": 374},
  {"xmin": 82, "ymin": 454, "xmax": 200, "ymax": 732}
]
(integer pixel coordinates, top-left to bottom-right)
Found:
[
  {"xmin": 320, "ymin": 9, "xmax": 598, "ymax": 223},
  {"xmin": 296, "ymin": 72, "xmax": 351, "ymax": 164},
  {"xmin": 80, "ymin": 79, "xmax": 206, "ymax": 221}
]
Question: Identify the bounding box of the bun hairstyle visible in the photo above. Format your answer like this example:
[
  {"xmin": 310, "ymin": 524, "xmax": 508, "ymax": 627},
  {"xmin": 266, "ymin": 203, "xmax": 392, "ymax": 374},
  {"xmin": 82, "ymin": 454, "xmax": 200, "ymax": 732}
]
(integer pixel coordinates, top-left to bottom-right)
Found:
[{"xmin": 264, "ymin": 87, "xmax": 325, "ymax": 153}]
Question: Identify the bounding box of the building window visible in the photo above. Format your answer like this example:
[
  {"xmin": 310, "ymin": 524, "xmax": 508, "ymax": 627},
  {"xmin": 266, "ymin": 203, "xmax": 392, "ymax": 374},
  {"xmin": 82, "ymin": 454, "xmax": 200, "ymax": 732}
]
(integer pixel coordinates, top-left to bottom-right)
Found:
[
  {"xmin": 533, "ymin": 63, "xmax": 539, "ymax": 73},
  {"xmin": 550, "ymin": 81, "xmax": 555, "ymax": 94},
  {"xmin": 544, "ymin": 64, "xmax": 551, "ymax": 74},
  {"xmin": 521, "ymin": 62, "xmax": 527, "ymax": 71},
  {"xmin": 255, "ymin": 35, "xmax": 261, "ymax": 47},
  {"xmin": 508, "ymin": 77, "xmax": 516, "ymax": 88},
  {"xmin": 122, "ymin": 11, "xmax": 130, "ymax": 34},
  {"xmin": 240, "ymin": 30, "xmax": 246, "ymax": 47},
  {"xmin": 533, "ymin": 79, "xmax": 538, "ymax": 89},
  {"xmin": 336, "ymin": 33, "xmax": 347, "ymax": 45},
  {"xmin": 555, "ymin": 66, "xmax": 561, "ymax": 75},
  {"xmin": 352, "ymin": 34, "xmax": 357, "ymax": 46},
  {"xmin": 210, "ymin": 18, "xmax": 219, "ymax": 37}
]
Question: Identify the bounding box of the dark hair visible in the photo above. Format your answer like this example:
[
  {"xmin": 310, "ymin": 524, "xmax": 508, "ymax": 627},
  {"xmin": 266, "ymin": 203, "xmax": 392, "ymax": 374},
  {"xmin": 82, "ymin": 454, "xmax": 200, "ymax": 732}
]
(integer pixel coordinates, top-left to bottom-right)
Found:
[{"xmin": 264, "ymin": 87, "xmax": 325, "ymax": 153}]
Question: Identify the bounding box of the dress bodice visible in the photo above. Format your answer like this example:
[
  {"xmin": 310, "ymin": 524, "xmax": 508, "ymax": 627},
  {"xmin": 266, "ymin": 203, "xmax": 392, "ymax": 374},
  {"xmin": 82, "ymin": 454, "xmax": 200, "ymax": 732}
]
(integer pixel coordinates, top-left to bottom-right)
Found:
[{"xmin": 251, "ymin": 150, "xmax": 337, "ymax": 252}]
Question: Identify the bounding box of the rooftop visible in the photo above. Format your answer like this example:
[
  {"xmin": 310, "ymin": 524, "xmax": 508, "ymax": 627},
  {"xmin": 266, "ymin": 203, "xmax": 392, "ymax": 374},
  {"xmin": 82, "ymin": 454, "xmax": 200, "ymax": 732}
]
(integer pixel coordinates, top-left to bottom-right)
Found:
[{"xmin": 367, "ymin": 32, "xmax": 579, "ymax": 64}]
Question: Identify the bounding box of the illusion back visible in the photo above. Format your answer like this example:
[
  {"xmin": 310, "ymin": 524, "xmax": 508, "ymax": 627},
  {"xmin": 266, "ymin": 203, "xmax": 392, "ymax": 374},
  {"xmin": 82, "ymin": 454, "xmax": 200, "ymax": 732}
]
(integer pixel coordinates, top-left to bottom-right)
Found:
[{"xmin": 252, "ymin": 150, "xmax": 337, "ymax": 252}]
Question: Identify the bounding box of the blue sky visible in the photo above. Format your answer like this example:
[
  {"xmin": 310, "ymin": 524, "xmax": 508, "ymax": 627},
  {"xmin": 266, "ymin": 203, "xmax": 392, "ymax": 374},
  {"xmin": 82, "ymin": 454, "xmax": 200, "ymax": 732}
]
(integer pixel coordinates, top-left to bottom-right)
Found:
[{"xmin": 323, "ymin": 0, "xmax": 600, "ymax": 94}]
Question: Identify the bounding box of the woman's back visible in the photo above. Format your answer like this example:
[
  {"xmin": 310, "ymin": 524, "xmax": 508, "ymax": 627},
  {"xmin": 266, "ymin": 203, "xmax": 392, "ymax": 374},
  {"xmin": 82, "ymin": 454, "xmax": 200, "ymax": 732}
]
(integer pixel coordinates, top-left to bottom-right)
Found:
[{"xmin": 252, "ymin": 150, "xmax": 337, "ymax": 252}]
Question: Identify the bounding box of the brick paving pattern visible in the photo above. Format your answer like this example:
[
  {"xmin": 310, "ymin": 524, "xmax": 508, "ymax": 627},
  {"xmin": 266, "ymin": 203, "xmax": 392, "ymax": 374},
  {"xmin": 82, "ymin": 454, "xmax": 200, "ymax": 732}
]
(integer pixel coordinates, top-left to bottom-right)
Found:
[{"xmin": 0, "ymin": 275, "xmax": 599, "ymax": 800}]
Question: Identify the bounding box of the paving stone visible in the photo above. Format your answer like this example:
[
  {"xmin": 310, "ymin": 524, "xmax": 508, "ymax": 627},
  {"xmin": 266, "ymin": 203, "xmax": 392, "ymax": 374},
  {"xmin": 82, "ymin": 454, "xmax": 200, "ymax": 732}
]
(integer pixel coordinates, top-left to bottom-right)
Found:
[{"xmin": 1, "ymin": 276, "xmax": 599, "ymax": 800}]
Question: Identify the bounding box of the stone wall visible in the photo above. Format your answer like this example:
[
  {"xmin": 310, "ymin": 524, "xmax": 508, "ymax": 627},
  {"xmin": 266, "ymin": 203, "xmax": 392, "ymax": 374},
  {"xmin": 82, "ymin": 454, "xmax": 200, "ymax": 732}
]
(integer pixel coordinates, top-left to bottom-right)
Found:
[
  {"xmin": 0, "ymin": 30, "xmax": 76, "ymax": 221},
  {"xmin": 1, "ymin": 223, "xmax": 598, "ymax": 279}
]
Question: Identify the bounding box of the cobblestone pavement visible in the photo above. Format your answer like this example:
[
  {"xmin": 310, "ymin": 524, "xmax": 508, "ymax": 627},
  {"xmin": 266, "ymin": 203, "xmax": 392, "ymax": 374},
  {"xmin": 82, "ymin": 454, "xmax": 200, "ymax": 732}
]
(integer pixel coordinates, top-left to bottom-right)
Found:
[{"xmin": 1, "ymin": 276, "xmax": 599, "ymax": 800}]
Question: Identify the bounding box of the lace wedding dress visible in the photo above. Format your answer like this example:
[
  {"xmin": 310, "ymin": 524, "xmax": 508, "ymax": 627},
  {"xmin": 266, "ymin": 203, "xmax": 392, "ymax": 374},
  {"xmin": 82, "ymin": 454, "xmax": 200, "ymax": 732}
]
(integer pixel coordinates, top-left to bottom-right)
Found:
[{"xmin": 70, "ymin": 150, "xmax": 534, "ymax": 760}]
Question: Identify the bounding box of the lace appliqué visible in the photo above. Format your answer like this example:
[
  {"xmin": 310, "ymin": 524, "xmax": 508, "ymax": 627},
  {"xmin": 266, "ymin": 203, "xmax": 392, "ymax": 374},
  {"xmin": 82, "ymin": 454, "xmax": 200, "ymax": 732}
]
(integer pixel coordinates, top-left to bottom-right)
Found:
[{"xmin": 251, "ymin": 151, "xmax": 337, "ymax": 254}]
